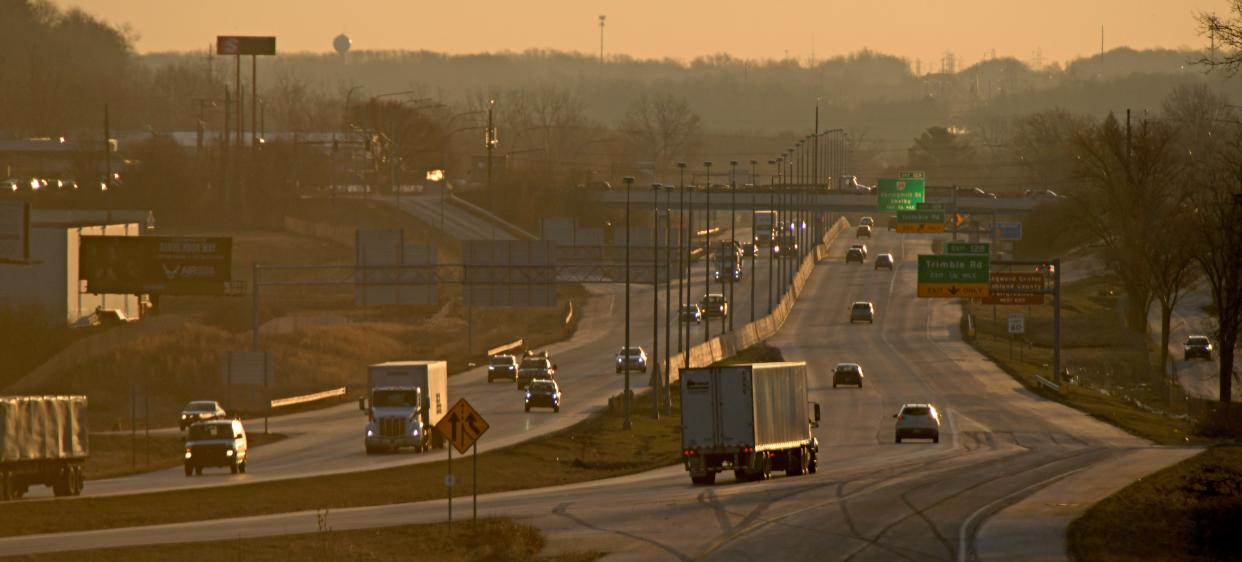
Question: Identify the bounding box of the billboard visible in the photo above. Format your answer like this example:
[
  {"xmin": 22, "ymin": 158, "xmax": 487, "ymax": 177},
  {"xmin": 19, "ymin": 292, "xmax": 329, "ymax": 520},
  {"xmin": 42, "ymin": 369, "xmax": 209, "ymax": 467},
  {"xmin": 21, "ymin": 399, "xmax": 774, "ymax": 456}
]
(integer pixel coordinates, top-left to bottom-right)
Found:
[
  {"xmin": 0, "ymin": 200, "xmax": 29, "ymax": 263},
  {"xmin": 216, "ymin": 36, "xmax": 277, "ymax": 56},
  {"xmin": 80, "ymin": 236, "xmax": 232, "ymax": 295},
  {"xmin": 463, "ymin": 240, "xmax": 557, "ymax": 307}
]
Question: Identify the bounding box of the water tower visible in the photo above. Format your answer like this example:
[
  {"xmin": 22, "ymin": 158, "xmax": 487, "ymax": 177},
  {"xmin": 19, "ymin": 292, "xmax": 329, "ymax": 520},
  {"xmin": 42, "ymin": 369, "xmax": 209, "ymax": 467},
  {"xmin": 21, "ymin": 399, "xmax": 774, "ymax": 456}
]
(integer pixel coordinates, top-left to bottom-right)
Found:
[{"xmin": 333, "ymin": 33, "xmax": 351, "ymax": 62}]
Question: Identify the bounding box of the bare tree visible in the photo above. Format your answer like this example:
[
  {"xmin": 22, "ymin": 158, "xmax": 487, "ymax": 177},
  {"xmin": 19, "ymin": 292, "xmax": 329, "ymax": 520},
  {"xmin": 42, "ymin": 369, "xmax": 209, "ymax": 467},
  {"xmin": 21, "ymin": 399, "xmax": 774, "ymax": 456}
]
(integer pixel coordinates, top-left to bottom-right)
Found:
[
  {"xmin": 1198, "ymin": 3, "xmax": 1242, "ymax": 74},
  {"xmin": 1011, "ymin": 108, "xmax": 1093, "ymax": 192},
  {"xmin": 620, "ymin": 92, "xmax": 702, "ymax": 171},
  {"xmin": 1072, "ymin": 113, "xmax": 1187, "ymax": 334},
  {"xmin": 1146, "ymin": 211, "xmax": 1200, "ymax": 378},
  {"xmin": 1190, "ymin": 126, "xmax": 1242, "ymax": 403},
  {"xmin": 906, "ymin": 127, "xmax": 976, "ymax": 184}
]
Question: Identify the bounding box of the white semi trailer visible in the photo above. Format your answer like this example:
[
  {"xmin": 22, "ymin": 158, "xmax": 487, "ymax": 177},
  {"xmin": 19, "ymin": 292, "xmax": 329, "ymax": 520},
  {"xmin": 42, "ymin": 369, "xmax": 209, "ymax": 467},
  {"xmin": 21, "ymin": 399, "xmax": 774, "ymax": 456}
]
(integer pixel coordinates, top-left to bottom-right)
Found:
[
  {"xmin": 1, "ymin": 395, "xmax": 88, "ymax": 500},
  {"xmin": 360, "ymin": 361, "xmax": 448, "ymax": 454},
  {"xmin": 680, "ymin": 362, "xmax": 819, "ymax": 485}
]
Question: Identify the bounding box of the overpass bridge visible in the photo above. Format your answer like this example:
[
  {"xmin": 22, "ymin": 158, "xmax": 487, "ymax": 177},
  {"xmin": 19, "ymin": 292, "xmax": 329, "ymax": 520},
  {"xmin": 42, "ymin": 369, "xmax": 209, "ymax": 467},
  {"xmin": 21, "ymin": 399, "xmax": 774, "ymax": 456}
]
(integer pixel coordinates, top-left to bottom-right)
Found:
[{"xmin": 588, "ymin": 189, "xmax": 1044, "ymax": 215}]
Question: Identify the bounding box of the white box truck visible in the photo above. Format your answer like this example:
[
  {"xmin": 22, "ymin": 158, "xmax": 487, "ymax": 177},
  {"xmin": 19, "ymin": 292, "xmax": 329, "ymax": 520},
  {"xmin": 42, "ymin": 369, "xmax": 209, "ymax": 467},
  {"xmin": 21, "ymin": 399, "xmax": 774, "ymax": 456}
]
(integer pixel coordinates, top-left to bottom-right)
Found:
[
  {"xmin": 359, "ymin": 361, "xmax": 448, "ymax": 454},
  {"xmin": 680, "ymin": 363, "xmax": 820, "ymax": 485},
  {"xmin": 753, "ymin": 211, "xmax": 777, "ymax": 247},
  {"xmin": 1, "ymin": 395, "xmax": 88, "ymax": 500}
]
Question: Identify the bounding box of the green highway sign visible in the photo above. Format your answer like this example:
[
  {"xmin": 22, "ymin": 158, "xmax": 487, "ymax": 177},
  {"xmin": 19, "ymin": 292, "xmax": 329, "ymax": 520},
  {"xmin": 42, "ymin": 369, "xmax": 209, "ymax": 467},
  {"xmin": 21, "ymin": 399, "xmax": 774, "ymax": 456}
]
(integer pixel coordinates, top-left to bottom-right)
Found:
[
  {"xmin": 917, "ymin": 254, "xmax": 990, "ymax": 298},
  {"xmin": 896, "ymin": 210, "xmax": 945, "ymax": 233},
  {"xmin": 877, "ymin": 176, "xmax": 926, "ymax": 211},
  {"xmin": 916, "ymin": 202, "xmax": 944, "ymax": 211},
  {"xmin": 943, "ymin": 241, "xmax": 989, "ymax": 255}
]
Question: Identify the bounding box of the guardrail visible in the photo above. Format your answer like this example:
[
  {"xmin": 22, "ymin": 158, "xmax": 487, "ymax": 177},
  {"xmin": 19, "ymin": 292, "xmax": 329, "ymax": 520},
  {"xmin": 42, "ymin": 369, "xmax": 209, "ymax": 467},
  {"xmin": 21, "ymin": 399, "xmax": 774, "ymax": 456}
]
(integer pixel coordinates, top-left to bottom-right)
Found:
[
  {"xmin": 1035, "ymin": 376, "xmax": 1060, "ymax": 392},
  {"xmin": 487, "ymin": 338, "xmax": 524, "ymax": 357},
  {"xmin": 270, "ymin": 386, "xmax": 347, "ymax": 409}
]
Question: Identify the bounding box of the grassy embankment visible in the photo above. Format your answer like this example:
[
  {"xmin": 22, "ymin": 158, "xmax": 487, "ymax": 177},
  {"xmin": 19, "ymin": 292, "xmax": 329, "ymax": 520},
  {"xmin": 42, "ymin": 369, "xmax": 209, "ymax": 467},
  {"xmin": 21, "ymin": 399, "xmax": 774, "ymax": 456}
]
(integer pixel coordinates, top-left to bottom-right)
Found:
[
  {"xmin": 1068, "ymin": 446, "xmax": 1242, "ymax": 562},
  {"xmin": 6, "ymin": 197, "xmax": 586, "ymax": 428},
  {"xmin": 965, "ymin": 275, "xmax": 1206, "ymax": 446},
  {"xmin": 2, "ymin": 518, "xmax": 602, "ymax": 562}
]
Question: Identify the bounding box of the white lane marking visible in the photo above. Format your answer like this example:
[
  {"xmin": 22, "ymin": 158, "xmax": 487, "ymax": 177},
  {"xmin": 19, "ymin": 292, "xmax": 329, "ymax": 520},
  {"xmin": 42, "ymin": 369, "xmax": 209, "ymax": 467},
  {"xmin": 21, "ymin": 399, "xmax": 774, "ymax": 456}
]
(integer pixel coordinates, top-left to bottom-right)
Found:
[{"xmin": 956, "ymin": 465, "xmax": 1088, "ymax": 562}]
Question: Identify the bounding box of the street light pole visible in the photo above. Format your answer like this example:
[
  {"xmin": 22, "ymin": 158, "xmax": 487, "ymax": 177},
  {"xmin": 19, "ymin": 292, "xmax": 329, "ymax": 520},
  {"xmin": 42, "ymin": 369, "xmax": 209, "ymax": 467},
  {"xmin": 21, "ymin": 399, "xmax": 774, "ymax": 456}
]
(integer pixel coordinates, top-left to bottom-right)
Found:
[
  {"xmin": 623, "ymin": 175, "xmax": 634, "ymax": 431},
  {"xmin": 663, "ymin": 185, "xmax": 673, "ymax": 415},
  {"xmin": 677, "ymin": 162, "xmax": 687, "ymax": 357},
  {"xmin": 729, "ymin": 160, "xmax": 737, "ymax": 332},
  {"xmin": 651, "ymin": 182, "xmax": 661, "ymax": 420},
  {"xmin": 750, "ymin": 160, "xmax": 758, "ymax": 324},
  {"xmin": 703, "ymin": 161, "xmax": 713, "ymax": 344},
  {"xmin": 684, "ymin": 164, "xmax": 694, "ymax": 369}
]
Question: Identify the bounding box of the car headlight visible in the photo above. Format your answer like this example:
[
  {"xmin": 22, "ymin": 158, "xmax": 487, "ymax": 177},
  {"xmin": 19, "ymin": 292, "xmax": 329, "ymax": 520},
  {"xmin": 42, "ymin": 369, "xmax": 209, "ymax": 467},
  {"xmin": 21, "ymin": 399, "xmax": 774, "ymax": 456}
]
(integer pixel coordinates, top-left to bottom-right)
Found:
[
  {"xmin": 185, "ymin": 449, "xmax": 192, "ymax": 459},
  {"xmin": 412, "ymin": 427, "xmax": 420, "ymax": 436},
  {"xmin": 525, "ymin": 392, "xmax": 531, "ymax": 399},
  {"xmin": 181, "ymin": 414, "xmax": 187, "ymax": 419},
  {"xmin": 366, "ymin": 428, "xmax": 374, "ymax": 437},
  {"xmin": 553, "ymin": 392, "xmax": 560, "ymax": 398},
  {"xmin": 226, "ymin": 449, "xmax": 234, "ymax": 457}
]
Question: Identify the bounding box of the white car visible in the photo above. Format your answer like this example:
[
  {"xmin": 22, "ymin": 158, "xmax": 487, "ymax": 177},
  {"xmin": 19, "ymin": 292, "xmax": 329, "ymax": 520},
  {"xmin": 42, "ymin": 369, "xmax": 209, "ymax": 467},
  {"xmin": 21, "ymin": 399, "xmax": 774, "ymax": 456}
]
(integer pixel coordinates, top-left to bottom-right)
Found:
[
  {"xmin": 180, "ymin": 400, "xmax": 227, "ymax": 431},
  {"xmin": 894, "ymin": 403, "xmax": 941, "ymax": 443},
  {"xmin": 184, "ymin": 418, "xmax": 248, "ymax": 476},
  {"xmin": 849, "ymin": 244, "xmax": 868, "ymax": 259},
  {"xmin": 615, "ymin": 346, "xmax": 648, "ymax": 374}
]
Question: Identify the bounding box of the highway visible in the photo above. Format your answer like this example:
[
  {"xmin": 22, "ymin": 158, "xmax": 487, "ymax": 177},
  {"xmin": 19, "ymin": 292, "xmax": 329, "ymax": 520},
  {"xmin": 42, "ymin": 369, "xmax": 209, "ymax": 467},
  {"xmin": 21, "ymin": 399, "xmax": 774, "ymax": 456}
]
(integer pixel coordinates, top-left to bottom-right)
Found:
[
  {"xmin": 23, "ymin": 218, "xmax": 785, "ymax": 499},
  {"xmin": 0, "ymin": 226, "xmax": 1198, "ymax": 560}
]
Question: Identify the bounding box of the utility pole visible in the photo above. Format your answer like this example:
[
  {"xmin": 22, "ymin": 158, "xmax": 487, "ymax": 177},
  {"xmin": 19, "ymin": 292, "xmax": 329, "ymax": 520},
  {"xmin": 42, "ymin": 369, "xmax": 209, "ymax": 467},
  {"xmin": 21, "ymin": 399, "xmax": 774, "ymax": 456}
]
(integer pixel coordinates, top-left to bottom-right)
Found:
[
  {"xmin": 677, "ymin": 163, "xmax": 686, "ymax": 355},
  {"xmin": 703, "ymin": 161, "xmax": 713, "ymax": 344},
  {"xmin": 598, "ymin": 15, "xmax": 606, "ymax": 76},
  {"xmin": 486, "ymin": 99, "xmax": 496, "ymax": 194},
  {"xmin": 663, "ymin": 185, "xmax": 673, "ymax": 415},
  {"xmin": 729, "ymin": 160, "xmax": 738, "ymax": 332},
  {"xmin": 750, "ymin": 160, "xmax": 758, "ymax": 324},
  {"xmin": 103, "ymin": 104, "xmax": 113, "ymax": 224},
  {"xmin": 623, "ymin": 176, "xmax": 634, "ymax": 430},
  {"xmin": 684, "ymin": 164, "xmax": 693, "ymax": 369},
  {"xmin": 651, "ymin": 183, "xmax": 661, "ymax": 420}
]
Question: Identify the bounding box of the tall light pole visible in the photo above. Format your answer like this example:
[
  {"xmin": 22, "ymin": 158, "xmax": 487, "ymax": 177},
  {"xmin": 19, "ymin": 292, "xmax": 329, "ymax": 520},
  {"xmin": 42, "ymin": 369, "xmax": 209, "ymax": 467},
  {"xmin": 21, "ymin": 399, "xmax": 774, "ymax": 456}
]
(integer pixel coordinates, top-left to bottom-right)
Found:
[
  {"xmin": 623, "ymin": 175, "xmax": 634, "ymax": 431},
  {"xmin": 663, "ymin": 184, "xmax": 673, "ymax": 415},
  {"xmin": 598, "ymin": 15, "xmax": 606, "ymax": 76},
  {"xmin": 486, "ymin": 100, "xmax": 497, "ymax": 195},
  {"xmin": 703, "ymin": 161, "xmax": 713, "ymax": 344},
  {"xmin": 770, "ymin": 157, "xmax": 780, "ymax": 314},
  {"xmin": 728, "ymin": 160, "xmax": 738, "ymax": 332},
  {"xmin": 684, "ymin": 164, "xmax": 694, "ymax": 368},
  {"xmin": 677, "ymin": 162, "xmax": 687, "ymax": 356},
  {"xmin": 651, "ymin": 182, "xmax": 662, "ymax": 420},
  {"xmin": 750, "ymin": 159, "xmax": 758, "ymax": 324}
]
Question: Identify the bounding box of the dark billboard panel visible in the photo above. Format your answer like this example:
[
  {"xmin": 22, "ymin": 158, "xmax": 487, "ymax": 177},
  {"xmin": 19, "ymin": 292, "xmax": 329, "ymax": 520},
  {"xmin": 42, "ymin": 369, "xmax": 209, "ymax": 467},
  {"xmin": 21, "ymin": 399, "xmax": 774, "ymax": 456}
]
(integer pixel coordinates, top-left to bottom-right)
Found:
[{"xmin": 80, "ymin": 236, "xmax": 232, "ymax": 295}]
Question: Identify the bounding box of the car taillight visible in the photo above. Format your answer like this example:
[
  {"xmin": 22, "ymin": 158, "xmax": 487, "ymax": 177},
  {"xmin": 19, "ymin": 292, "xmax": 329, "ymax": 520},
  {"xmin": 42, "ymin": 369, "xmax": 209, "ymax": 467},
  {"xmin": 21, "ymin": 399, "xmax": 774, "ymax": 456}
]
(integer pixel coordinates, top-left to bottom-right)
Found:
[
  {"xmin": 898, "ymin": 415, "xmax": 904, "ymax": 421},
  {"xmin": 740, "ymin": 446, "xmax": 754, "ymax": 453},
  {"xmin": 682, "ymin": 449, "xmax": 697, "ymax": 457}
]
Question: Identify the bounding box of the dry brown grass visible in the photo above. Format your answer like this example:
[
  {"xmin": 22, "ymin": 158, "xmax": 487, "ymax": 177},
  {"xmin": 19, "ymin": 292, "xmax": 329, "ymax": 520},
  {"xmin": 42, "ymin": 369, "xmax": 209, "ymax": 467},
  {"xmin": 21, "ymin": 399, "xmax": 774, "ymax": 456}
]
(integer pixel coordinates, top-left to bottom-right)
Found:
[
  {"xmin": 1068, "ymin": 446, "xmax": 1242, "ymax": 562},
  {"xmin": 1, "ymin": 517, "xmax": 603, "ymax": 562}
]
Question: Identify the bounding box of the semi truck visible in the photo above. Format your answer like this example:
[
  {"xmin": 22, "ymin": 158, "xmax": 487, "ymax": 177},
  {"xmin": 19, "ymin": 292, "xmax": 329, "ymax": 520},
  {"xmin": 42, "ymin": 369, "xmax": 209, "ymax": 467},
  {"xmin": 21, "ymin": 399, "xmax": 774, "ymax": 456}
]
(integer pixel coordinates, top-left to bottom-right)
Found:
[
  {"xmin": 753, "ymin": 210, "xmax": 777, "ymax": 247},
  {"xmin": 1, "ymin": 395, "xmax": 88, "ymax": 500},
  {"xmin": 680, "ymin": 363, "xmax": 820, "ymax": 485},
  {"xmin": 360, "ymin": 361, "xmax": 448, "ymax": 454}
]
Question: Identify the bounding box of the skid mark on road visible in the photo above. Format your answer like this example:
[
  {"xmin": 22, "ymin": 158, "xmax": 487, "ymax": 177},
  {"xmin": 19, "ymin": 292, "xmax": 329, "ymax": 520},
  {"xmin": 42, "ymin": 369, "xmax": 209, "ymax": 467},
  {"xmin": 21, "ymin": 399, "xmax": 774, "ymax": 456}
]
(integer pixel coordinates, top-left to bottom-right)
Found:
[{"xmin": 550, "ymin": 502, "xmax": 692, "ymax": 562}]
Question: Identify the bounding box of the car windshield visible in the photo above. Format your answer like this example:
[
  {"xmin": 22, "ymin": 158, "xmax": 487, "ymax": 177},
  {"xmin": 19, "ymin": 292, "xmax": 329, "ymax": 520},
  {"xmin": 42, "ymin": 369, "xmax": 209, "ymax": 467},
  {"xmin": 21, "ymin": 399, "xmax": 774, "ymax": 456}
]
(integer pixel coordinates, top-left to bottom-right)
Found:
[
  {"xmin": 188, "ymin": 423, "xmax": 231, "ymax": 440},
  {"xmin": 490, "ymin": 356, "xmax": 514, "ymax": 366},
  {"xmin": 902, "ymin": 407, "xmax": 932, "ymax": 416},
  {"xmin": 1187, "ymin": 337, "xmax": 1209, "ymax": 345},
  {"xmin": 836, "ymin": 365, "xmax": 859, "ymax": 373},
  {"xmin": 878, "ymin": 255, "xmax": 893, "ymax": 263},
  {"xmin": 620, "ymin": 348, "xmax": 643, "ymax": 356},
  {"xmin": 853, "ymin": 303, "xmax": 870, "ymax": 310},
  {"xmin": 529, "ymin": 381, "xmax": 556, "ymax": 392},
  {"xmin": 374, "ymin": 390, "xmax": 418, "ymax": 407},
  {"xmin": 521, "ymin": 358, "xmax": 548, "ymax": 369},
  {"xmin": 186, "ymin": 402, "xmax": 216, "ymax": 412}
]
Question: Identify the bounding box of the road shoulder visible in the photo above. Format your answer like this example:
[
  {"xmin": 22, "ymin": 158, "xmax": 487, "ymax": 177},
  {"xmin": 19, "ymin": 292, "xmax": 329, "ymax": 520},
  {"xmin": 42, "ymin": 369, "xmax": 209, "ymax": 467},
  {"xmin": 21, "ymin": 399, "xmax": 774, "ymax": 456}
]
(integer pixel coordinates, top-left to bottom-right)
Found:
[{"xmin": 975, "ymin": 447, "xmax": 1200, "ymax": 561}]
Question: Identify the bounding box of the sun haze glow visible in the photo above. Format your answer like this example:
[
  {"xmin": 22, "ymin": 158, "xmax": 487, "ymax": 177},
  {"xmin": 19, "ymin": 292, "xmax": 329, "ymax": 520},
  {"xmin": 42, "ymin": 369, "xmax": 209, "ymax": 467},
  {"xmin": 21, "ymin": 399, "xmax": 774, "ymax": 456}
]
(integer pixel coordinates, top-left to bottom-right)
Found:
[{"xmin": 53, "ymin": 0, "xmax": 1222, "ymax": 66}]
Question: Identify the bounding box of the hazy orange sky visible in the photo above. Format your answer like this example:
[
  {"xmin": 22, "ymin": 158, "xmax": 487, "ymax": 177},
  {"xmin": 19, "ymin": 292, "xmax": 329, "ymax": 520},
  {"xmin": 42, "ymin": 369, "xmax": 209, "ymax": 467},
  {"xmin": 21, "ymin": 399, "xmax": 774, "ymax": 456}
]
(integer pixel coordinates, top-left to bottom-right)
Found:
[{"xmin": 56, "ymin": 0, "xmax": 1223, "ymax": 68}]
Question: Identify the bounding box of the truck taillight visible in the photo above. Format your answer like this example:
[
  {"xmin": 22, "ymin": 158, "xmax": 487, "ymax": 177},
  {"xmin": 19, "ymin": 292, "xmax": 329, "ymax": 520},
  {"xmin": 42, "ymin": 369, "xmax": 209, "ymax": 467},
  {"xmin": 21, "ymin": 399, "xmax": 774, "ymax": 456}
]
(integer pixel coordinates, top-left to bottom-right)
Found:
[{"xmin": 682, "ymin": 449, "xmax": 697, "ymax": 457}]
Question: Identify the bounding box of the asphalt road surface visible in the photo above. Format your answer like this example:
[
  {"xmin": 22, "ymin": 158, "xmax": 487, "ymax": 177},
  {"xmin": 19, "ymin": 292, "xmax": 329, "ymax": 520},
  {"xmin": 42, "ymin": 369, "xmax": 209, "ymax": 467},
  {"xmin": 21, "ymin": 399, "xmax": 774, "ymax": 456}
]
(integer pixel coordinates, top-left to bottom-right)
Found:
[{"xmin": 1, "ymin": 227, "xmax": 1197, "ymax": 561}]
